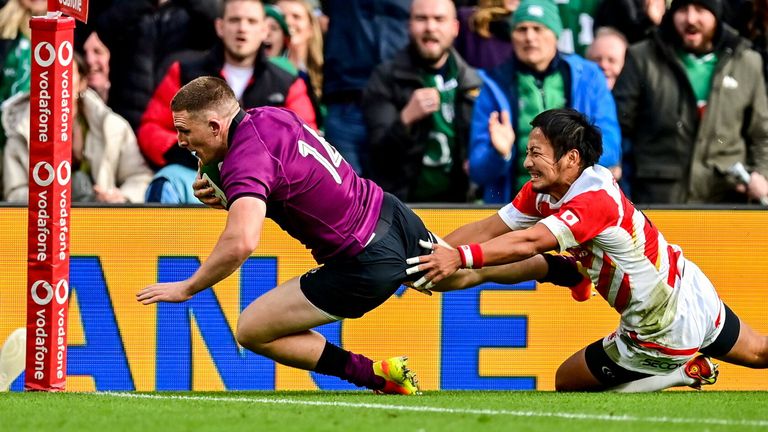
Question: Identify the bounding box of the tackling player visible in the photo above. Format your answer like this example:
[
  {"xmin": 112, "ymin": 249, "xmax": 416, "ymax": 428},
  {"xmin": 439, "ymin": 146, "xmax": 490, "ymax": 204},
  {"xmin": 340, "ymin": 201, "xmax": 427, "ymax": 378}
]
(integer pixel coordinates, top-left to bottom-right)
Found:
[
  {"xmin": 137, "ymin": 76, "xmax": 430, "ymax": 394},
  {"xmin": 407, "ymin": 108, "xmax": 768, "ymax": 391}
]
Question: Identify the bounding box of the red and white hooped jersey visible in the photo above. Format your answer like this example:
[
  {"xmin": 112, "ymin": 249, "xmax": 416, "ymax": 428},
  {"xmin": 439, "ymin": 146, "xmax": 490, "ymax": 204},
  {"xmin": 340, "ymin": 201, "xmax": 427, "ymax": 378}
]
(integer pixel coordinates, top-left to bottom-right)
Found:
[{"xmin": 498, "ymin": 165, "xmax": 685, "ymax": 332}]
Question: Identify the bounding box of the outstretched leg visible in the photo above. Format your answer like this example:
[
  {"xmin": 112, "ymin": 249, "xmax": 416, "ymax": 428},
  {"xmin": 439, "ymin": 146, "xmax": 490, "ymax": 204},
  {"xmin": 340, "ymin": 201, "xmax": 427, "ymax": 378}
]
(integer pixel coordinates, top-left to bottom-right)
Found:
[
  {"xmin": 236, "ymin": 276, "xmax": 418, "ymax": 393},
  {"xmin": 554, "ymin": 338, "xmax": 702, "ymax": 392}
]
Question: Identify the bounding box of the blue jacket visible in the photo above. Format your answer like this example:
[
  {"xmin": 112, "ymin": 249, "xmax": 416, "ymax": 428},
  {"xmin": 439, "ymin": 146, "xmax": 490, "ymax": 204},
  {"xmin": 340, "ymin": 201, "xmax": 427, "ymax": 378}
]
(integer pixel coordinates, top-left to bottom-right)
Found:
[
  {"xmin": 321, "ymin": 0, "xmax": 411, "ymax": 96},
  {"xmin": 469, "ymin": 54, "xmax": 621, "ymax": 203}
]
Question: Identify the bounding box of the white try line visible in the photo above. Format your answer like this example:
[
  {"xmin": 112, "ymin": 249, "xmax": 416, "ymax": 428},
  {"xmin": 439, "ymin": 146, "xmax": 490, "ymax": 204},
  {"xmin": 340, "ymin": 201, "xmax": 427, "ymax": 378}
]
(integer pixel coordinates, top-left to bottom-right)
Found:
[{"xmin": 94, "ymin": 392, "xmax": 768, "ymax": 428}]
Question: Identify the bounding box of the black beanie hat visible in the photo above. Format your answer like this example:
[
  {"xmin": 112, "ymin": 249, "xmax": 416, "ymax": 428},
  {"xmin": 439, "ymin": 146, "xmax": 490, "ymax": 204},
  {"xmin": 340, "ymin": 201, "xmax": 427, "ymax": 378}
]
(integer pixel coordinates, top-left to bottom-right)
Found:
[{"xmin": 668, "ymin": 0, "xmax": 723, "ymax": 22}]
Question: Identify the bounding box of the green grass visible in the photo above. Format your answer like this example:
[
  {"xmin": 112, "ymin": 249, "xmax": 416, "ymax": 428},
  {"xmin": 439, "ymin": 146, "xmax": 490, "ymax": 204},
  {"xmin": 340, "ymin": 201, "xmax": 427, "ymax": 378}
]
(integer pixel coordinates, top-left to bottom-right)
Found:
[{"xmin": 1, "ymin": 391, "xmax": 767, "ymax": 432}]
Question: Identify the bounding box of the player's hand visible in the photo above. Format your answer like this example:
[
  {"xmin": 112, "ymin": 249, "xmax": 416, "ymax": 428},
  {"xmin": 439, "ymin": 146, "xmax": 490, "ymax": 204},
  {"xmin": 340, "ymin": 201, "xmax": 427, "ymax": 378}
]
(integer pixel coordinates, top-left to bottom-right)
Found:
[
  {"xmin": 400, "ymin": 88, "xmax": 440, "ymax": 126},
  {"xmin": 747, "ymin": 171, "xmax": 768, "ymax": 202},
  {"xmin": 405, "ymin": 240, "xmax": 462, "ymax": 290},
  {"xmin": 488, "ymin": 111, "xmax": 515, "ymax": 159},
  {"xmin": 735, "ymin": 171, "xmax": 768, "ymax": 203},
  {"xmin": 403, "ymin": 238, "xmax": 438, "ymax": 296},
  {"xmin": 193, "ymin": 169, "xmax": 225, "ymax": 210},
  {"xmin": 136, "ymin": 281, "xmax": 193, "ymax": 305},
  {"xmin": 93, "ymin": 185, "xmax": 128, "ymax": 203}
]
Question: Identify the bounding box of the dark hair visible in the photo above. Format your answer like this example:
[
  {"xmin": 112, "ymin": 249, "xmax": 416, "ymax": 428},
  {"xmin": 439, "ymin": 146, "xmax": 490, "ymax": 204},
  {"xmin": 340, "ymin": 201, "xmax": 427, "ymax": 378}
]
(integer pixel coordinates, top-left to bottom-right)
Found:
[
  {"xmin": 73, "ymin": 51, "xmax": 88, "ymax": 78},
  {"xmin": 530, "ymin": 108, "xmax": 603, "ymax": 168},
  {"xmin": 171, "ymin": 76, "xmax": 238, "ymax": 114}
]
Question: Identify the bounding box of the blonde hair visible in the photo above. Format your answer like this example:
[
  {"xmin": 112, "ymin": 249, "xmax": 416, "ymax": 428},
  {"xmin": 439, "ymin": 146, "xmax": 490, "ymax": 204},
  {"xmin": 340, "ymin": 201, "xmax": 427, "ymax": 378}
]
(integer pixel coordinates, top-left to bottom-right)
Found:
[
  {"xmin": 281, "ymin": 0, "xmax": 323, "ymax": 99},
  {"xmin": 470, "ymin": 0, "xmax": 514, "ymax": 38},
  {"xmin": 171, "ymin": 76, "xmax": 239, "ymax": 116},
  {"xmin": 0, "ymin": 0, "xmax": 34, "ymax": 40}
]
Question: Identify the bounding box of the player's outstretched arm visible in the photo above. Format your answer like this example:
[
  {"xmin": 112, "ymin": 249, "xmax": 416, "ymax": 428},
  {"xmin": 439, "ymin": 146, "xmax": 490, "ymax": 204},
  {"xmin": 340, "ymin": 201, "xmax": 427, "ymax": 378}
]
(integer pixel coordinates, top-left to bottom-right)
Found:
[
  {"xmin": 430, "ymin": 255, "xmax": 549, "ymax": 292},
  {"xmin": 409, "ymin": 223, "xmax": 558, "ymax": 289},
  {"xmin": 137, "ymin": 197, "xmax": 266, "ymax": 304}
]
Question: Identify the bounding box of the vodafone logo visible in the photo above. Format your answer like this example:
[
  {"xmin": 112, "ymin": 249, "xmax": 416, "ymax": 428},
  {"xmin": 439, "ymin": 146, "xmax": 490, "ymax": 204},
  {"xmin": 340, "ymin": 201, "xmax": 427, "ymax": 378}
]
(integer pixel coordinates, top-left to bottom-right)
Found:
[
  {"xmin": 34, "ymin": 42, "xmax": 55, "ymax": 67},
  {"xmin": 32, "ymin": 161, "xmax": 71, "ymax": 187},
  {"xmin": 31, "ymin": 279, "xmax": 69, "ymax": 306},
  {"xmin": 33, "ymin": 41, "xmax": 73, "ymax": 68}
]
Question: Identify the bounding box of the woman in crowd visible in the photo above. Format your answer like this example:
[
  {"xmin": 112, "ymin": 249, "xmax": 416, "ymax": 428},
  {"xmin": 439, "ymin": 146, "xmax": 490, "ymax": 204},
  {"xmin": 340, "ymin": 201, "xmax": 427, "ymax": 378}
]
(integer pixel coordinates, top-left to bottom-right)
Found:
[
  {"xmin": 277, "ymin": 0, "xmax": 324, "ymax": 124},
  {"xmin": 2, "ymin": 54, "xmax": 153, "ymax": 203},
  {"xmin": 82, "ymin": 31, "xmax": 112, "ymax": 103}
]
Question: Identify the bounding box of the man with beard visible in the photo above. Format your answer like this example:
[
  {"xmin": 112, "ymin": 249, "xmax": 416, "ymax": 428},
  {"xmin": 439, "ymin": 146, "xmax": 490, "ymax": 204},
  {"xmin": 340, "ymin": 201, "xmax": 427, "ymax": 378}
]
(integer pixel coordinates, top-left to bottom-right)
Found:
[
  {"xmin": 613, "ymin": 0, "xmax": 768, "ymax": 204},
  {"xmin": 139, "ymin": 0, "xmax": 317, "ymax": 203},
  {"xmin": 468, "ymin": 0, "xmax": 621, "ymax": 204},
  {"xmin": 362, "ymin": 0, "xmax": 482, "ymax": 203}
]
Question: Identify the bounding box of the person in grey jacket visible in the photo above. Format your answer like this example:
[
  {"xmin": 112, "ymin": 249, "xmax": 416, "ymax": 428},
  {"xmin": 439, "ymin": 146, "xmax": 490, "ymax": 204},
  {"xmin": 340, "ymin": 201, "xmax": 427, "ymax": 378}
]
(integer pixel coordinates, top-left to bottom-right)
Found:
[
  {"xmin": 363, "ymin": 0, "xmax": 482, "ymax": 203},
  {"xmin": 613, "ymin": 0, "xmax": 768, "ymax": 204}
]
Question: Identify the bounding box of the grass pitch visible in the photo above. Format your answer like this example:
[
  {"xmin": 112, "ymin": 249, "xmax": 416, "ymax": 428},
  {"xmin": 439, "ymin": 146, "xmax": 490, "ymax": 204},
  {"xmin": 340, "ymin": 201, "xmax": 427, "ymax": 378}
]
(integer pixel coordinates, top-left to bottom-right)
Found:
[{"xmin": 1, "ymin": 391, "xmax": 766, "ymax": 432}]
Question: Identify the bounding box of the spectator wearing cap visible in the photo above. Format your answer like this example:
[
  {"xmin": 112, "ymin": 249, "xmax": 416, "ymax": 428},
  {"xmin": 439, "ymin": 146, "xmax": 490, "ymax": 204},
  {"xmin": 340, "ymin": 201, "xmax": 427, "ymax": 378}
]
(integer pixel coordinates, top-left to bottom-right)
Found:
[
  {"xmin": 468, "ymin": 0, "xmax": 621, "ymax": 203},
  {"xmin": 263, "ymin": 4, "xmax": 295, "ymax": 73},
  {"xmin": 264, "ymin": 4, "xmax": 291, "ymax": 57},
  {"xmin": 613, "ymin": 0, "xmax": 768, "ymax": 204}
]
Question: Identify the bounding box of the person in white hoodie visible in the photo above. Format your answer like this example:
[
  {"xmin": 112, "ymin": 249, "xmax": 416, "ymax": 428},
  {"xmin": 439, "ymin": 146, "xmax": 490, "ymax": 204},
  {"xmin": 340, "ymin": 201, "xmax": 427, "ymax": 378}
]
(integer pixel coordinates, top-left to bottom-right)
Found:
[{"xmin": 1, "ymin": 53, "xmax": 152, "ymax": 203}]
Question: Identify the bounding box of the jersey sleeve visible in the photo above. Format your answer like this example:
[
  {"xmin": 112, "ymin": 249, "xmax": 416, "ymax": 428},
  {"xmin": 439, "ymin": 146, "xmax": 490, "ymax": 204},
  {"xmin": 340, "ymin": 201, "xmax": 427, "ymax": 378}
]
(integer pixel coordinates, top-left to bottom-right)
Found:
[
  {"xmin": 539, "ymin": 189, "xmax": 619, "ymax": 252},
  {"xmin": 221, "ymin": 129, "xmax": 279, "ymax": 204},
  {"xmin": 498, "ymin": 182, "xmax": 542, "ymax": 230}
]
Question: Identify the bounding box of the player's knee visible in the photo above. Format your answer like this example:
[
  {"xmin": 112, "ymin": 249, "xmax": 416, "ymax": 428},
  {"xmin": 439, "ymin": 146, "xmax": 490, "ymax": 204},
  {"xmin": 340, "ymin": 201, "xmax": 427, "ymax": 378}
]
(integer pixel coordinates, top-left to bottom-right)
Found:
[{"xmin": 235, "ymin": 323, "xmax": 269, "ymax": 353}]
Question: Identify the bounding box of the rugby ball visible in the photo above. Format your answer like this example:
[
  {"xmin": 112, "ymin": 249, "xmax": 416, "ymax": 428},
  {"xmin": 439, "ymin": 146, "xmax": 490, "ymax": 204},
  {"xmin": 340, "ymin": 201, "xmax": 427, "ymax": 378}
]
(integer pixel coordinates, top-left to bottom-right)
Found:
[{"xmin": 200, "ymin": 161, "xmax": 228, "ymax": 207}]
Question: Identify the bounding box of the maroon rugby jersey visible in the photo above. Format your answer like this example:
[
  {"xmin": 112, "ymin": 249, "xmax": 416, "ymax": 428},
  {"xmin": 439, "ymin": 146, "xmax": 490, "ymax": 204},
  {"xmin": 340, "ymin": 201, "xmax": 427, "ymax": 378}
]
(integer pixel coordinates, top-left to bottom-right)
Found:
[{"xmin": 220, "ymin": 107, "xmax": 383, "ymax": 263}]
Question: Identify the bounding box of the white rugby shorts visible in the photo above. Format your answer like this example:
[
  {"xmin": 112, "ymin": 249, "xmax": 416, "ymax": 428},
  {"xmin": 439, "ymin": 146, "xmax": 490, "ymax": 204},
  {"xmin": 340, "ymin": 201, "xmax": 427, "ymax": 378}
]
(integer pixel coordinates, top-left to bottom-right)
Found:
[{"xmin": 602, "ymin": 259, "xmax": 726, "ymax": 375}]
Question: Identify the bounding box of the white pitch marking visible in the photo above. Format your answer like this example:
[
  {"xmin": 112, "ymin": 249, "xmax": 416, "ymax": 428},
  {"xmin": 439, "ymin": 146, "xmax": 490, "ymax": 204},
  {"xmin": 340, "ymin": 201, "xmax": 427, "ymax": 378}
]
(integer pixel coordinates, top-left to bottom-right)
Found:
[{"xmin": 93, "ymin": 392, "xmax": 768, "ymax": 428}]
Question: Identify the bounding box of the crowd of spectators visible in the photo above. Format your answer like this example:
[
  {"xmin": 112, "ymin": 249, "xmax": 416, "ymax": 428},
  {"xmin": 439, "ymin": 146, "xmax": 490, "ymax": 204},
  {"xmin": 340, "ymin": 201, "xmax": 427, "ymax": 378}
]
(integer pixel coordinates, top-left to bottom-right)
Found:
[{"xmin": 0, "ymin": 0, "xmax": 766, "ymax": 206}]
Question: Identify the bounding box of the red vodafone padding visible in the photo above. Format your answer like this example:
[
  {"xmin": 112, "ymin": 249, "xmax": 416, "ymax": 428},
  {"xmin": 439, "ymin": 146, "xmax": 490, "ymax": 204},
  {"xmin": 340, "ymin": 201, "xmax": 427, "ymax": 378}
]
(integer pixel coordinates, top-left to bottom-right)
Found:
[
  {"xmin": 25, "ymin": 16, "xmax": 74, "ymax": 392},
  {"xmin": 47, "ymin": 0, "xmax": 89, "ymax": 23}
]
